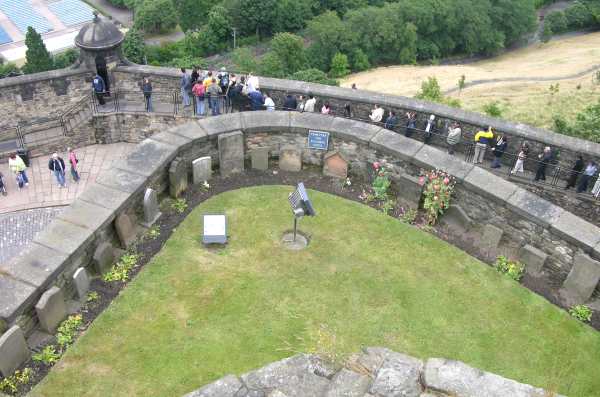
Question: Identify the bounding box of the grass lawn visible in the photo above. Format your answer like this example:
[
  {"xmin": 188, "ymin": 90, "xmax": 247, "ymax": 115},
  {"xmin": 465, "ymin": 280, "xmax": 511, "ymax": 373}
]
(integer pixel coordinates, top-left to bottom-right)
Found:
[{"xmin": 32, "ymin": 186, "xmax": 600, "ymax": 397}]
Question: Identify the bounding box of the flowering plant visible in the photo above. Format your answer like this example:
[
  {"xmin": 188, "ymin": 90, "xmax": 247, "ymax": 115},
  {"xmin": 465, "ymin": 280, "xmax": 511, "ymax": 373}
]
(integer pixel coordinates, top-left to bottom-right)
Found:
[
  {"xmin": 372, "ymin": 161, "xmax": 391, "ymax": 200},
  {"xmin": 419, "ymin": 169, "xmax": 455, "ymax": 225}
]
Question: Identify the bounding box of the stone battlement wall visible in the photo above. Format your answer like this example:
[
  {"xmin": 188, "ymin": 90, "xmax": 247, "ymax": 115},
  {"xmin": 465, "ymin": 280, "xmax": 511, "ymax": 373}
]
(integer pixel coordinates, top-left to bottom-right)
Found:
[{"xmin": 1, "ymin": 112, "xmax": 599, "ymax": 378}]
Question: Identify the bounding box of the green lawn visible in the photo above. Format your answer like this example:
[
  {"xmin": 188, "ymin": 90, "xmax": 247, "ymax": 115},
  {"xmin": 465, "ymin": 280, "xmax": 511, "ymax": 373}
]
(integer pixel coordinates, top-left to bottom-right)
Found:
[{"xmin": 32, "ymin": 186, "xmax": 600, "ymax": 397}]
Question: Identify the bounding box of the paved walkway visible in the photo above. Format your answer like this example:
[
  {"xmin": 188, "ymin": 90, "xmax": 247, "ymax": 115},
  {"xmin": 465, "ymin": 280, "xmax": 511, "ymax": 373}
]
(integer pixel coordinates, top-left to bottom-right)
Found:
[{"xmin": 0, "ymin": 142, "xmax": 135, "ymax": 214}]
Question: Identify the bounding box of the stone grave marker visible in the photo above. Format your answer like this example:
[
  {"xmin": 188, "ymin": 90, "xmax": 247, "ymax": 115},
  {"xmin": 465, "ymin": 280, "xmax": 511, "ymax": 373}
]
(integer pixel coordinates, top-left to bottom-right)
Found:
[
  {"xmin": 72, "ymin": 267, "xmax": 90, "ymax": 299},
  {"xmin": 115, "ymin": 213, "xmax": 136, "ymax": 249},
  {"xmin": 519, "ymin": 244, "xmax": 548, "ymax": 276},
  {"xmin": 142, "ymin": 188, "xmax": 161, "ymax": 227},
  {"xmin": 169, "ymin": 157, "xmax": 188, "ymax": 198},
  {"xmin": 480, "ymin": 224, "xmax": 503, "ymax": 259},
  {"xmin": 0, "ymin": 326, "xmax": 30, "ymax": 377},
  {"xmin": 251, "ymin": 147, "xmax": 270, "ymax": 171},
  {"xmin": 441, "ymin": 204, "xmax": 473, "ymax": 230},
  {"xmin": 35, "ymin": 286, "xmax": 67, "ymax": 333},
  {"xmin": 192, "ymin": 156, "xmax": 212, "ymax": 184},
  {"xmin": 397, "ymin": 173, "xmax": 423, "ymax": 208},
  {"xmin": 93, "ymin": 242, "xmax": 115, "ymax": 274},
  {"xmin": 560, "ymin": 253, "xmax": 600, "ymax": 305},
  {"xmin": 280, "ymin": 146, "xmax": 302, "ymax": 172},
  {"xmin": 323, "ymin": 151, "xmax": 348, "ymax": 179},
  {"xmin": 218, "ymin": 131, "xmax": 245, "ymax": 177}
]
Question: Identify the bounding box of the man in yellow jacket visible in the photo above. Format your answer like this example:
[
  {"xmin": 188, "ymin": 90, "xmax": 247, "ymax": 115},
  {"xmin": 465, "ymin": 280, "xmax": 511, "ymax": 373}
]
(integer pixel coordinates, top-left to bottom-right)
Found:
[
  {"xmin": 473, "ymin": 127, "xmax": 494, "ymax": 164},
  {"xmin": 8, "ymin": 153, "xmax": 29, "ymax": 188}
]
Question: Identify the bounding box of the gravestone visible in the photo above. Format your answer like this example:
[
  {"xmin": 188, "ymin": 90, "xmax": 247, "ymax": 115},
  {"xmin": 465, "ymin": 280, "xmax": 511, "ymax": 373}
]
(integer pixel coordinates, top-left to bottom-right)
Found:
[
  {"xmin": 72, "ymin": 267, "xmax": 90, "ymax": 299},
  {"xmin": 480, "ymin": 224, "xmax": 503, "ymax": 259},
  {"xmin": 169, "ymin": 157, "xmax": 188, "ymax": 198},
  {"xmin": 0, "ymin": 326, "xmax": 30, "ymax": 377},
  {"xmin": 441, "ymin": 205, "xmax": 473, "ymax": 230},
  {"xmin": 192, "ymin": 156, "xmax": 212, "ymax": 184},
  {"xmin": 251, "ymin": 148, "xmax": 269, "ymax": 171},
  {"xmin": 35, "ymin": 286, "xmax": 67, "ymax": 333},
  {"xmin": 519, "ymin": 244, "xmax": 548, "ymax": 276},
  {"xmin": 397, "ymin": 173, "xmax": 423, "ymax": 208},
  {"xmin": 218, "ymin": 131, "xmax": 245, "ymax": 177},
  {"xmin": 142, "ymin": 188, "xmax": 161, "ymax": 227},
  {"xmin": 560, "ymin": 253, "xmax": 600, "ymax": 305},
  {"xmin": 280, "ymin": 146, "xmax": 302, "ymax": 172},
  {"xmin": 323, "ymin": 151, "xmax": 348, "ymax": 179},
  {"xmin": 115, "ymin": 213, "xmax": 136, "ymax": 249},
  {"xmin": 93, "ymin": 242, "xmax": 115, "ymax": 274}
]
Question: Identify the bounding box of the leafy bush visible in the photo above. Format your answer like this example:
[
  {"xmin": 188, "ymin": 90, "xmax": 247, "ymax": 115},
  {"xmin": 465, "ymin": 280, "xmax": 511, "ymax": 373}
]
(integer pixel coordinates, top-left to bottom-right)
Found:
[
  {"xmin": 146, "ymin": 225, "xmax": 160, "ymax": 240},
  {"xmin": 270, "ymin": 32, "xmax": 307, "ymax": 75},
  {"xmin": 552, "ymin": 99, "xmax": 600, "ymax": 142},
  {"xmin": 103, "ymin": 253, "xmax": 140, "ymax": 282},
  {"xmin": 565, "ymin": 2, "xmax": 594, "ymax": 28},
  {"xmin": 288, "ymin": 69, "xmax": 339, "ymax": 86},
  {"xmin": 23, "ymin": 27, "xmax": 53, "ymax": 74},
  {"xmin": 123, "ymin": 28, "xmax": 146, "ymax": 64},
  {"xmin": 419, "ymin": 169, "xmax": 455, "ymax": 225},
  {"xmin": 371, "ymin": 162, "xmax": 391, "ymax": 200},
  {"xmin": 171, "ymin": 198, "xmax": 188, "ymax": 213},
  {"xmin": 569, "ymin": 304, "xmax": 593, "ymax": 323},
  {"xmin": 399, "ymin": 208, "xmax": 418, "ymax": 224},
  {"xmin": 495, "ymin": 256, "xmax": 525, "ymax": 282},
  {"xmin": 545, "ymin": 11, "xmax": 568, "ymax": 33},
  {"xmin": 0, "ymin": 368, "xmax": 32, "ymax": 394},
  {"xmin": 0, "ymin": 62, "xmax": 20, "ymax": 78},
  {"xmin": 53, "ymin": 48, "xmax": 78, "ymax": 69},
  {"xmin": 32, "ymin": 345, "xmax": 60, "ymax": 365},
  {"xmin": 56, "ymin": 315, "xmax": 83, "ymax": 349},
  {"xmin": 329, "ymin": 52, "xmax": 350, "ymax": 78},
  {"xmin": 415, "ymin": 77, "xmax": 461, "ymax": 108},
  {"xmin": 351, "ymin": 49, "xmax": 370, "ymax": 72},
  {"xmin": 86, "ymin": 291, "xmax": 100, "ymax": 303},
  {"xmin": 134, "ymin": 0, "xmax": 178, "ymax": 34},
  {"xmin": 483, "ymin": 101, "xmax": 503, "ymax": 117},
  {"xmin": 232, "ymin": 47, "xmax": 258, "ymax": 73}
]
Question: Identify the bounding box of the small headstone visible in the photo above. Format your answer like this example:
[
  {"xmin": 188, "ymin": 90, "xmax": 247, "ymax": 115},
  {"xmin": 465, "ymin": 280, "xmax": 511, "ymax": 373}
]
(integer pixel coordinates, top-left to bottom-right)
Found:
[
  {"xmin": 441, "ymin": 204, "xmax": 473, "ymax": 230},
  {"xmin": 142, "ymin": 188, "xmax": 161, "ymax": 227},
  {"xmin": 519, "ymin": 244, "xmax": 548, "ymax": 276},
  {"xmin": 218, "ymin": 131, "xmax": 245, "ymax": 177},
  {"xmin": 115, "ymin": 213, "xmax": 136, "ymax": 249},
  {"xmin": 0, "ymin": 326, "xmax": 30, "ymax": 377},
  {"xmin": 35, "ymin": 286, "xmax": 67, "ymax": 333},
  {"xmin": 169, "ymin": 157, "xmax": 188, "ymax": 198},
  {"xmin": 560, "ymin": 253, "xmax": 600, "ymax": 305},
  {"xmin": 93, "ymin": 242, "xmax": 114, "ymax": 274},
  {"xmin": 323, "ymin": 151, "xmax": 348, "ymax": 179},
  {"xmin": 480, "ymin": 224, "xmax": 503, "ymax": 259},
  {"xmin": 251, "ymin": 148, "xmax": 269, "ymax": 171},
  {"xmin": 279, "ymin": 146, "xmax": 302, "ymax": 172},
  {"xmin": 192, "ymin": 156, "xmax": 212, "ymax": 184},
  {"xmin": 397, "ymin": 173, "xmax": 423, "ymax": 208},
  {"xmin": 72, "ymin": 267, "xmax": 90, "ymax": 299}
]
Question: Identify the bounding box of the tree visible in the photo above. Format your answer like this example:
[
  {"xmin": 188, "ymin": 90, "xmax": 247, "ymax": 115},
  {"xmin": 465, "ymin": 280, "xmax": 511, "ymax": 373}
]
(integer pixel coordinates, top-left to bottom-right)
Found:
[
  {"xmin": 270, "ymin": 32, "xmax": 307, "ymax": 75},
  {"xmin": 565, "ymin": 2, "xmax": 595, "ymax": 29},
  {"xmin": 545, "ymin": 11, "xmax": 568, "ymax": 34},
  {"xmin": 232, "ymin": 47, "xmax": 258, "ymax": 73},
  {"xmin": 184, "ymin": 5, "xmax": 232, "ymax": 56},
  {"xmin": 134, "ymin": 0, "xmax": 178, "ymax": 34},
  {"xmin": 123, "ymin": 28, "xmax": 146, "ymax": 64},
  {"xmin": 415, "ymin": 76, "xmax": 460, "ymax": 108},
  {"xmin": 173, "ymin": 0, "xmax": 212, "ymax": 32},
  {"xmin": 306, "ymin": 11, "xmax": 348, "ymax": 70},
  {"xmin": 53, "ymin": 48, "xmax": 79, "ymax": 69},
  {"xmin": 258, "ymin": 52, "xmax": 286, "ymax": 78},
  {"xmin": 351, "ymin": 49, "xmax": 370, "ymax": 72},
  {"xmin": 23, "ymin": 27, "xmax": 53, "ymax": 74},
  {"xmin": 274, "ymin": 0, "xmax": 315, "ymax": 33},
  {"xmin": 238, "ymin": 0, "xmax": 277, "ymax": 38},
  {"xmin": 329, "ymin": 52, "xmax": 350, "ymax": 78},
  {"xmin": 289, "ymin": 69, "xmax": 339, "ymax": 86}
]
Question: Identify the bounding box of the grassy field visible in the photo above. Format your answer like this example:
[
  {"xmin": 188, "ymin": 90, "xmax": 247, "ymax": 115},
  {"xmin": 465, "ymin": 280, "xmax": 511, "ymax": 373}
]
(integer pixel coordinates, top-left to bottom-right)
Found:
[
  {"xmin": 32, "ymin": 186, "xmax": 600, "ymax": 397},
  {"xmin": 342, "ymin": 32, "xmax": 600, "ymax": 130}
]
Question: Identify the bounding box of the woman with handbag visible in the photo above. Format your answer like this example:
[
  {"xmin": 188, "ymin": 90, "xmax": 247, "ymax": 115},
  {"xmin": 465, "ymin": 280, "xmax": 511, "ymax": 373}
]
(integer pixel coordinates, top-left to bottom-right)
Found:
[{"xmin": 68, "ymin": 147, "xmax": 80, "ymax": 183}]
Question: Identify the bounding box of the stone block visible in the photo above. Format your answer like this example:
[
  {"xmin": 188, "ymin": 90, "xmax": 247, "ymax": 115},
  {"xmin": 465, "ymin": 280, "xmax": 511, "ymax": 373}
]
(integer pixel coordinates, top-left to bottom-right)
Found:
[
  {"xmin": 35, "ymin": 286, "xmax": 67, "ymax": 333},
  {"xmin": 369, "ymin": 351, "xmax": 423, "ymax": 397},
  {"xmin": 72, "ymin": 268, "xmax": 90, "ymax": 299},
  {"xmin": 397, "ymin": 174, "xmax": 423, "ymax": 208},
  {"xmin": 423, "ymin": 358, "xmax": 549, "ymax": 397},
  {"xmin": 481, "ymin": 224, "xmax": 503, "ymax": 252},
  {"xmin": 115, "ymin": 138, "xmax": 176, "ymax": 178},
  {"xmin": 323, "ymin": 151, "xmax": 348, "ymax": 179},
  {"xmin": 370, "ymin": 129, "xmax": 423, "ymax": 162},
  {"xmin": 142, "ymin": 188, "xmax": 161, "ymax": 227},
  {"xmin": 0, "ymin": 242, "xmax": 68, "ymax": 288},
  {"xmin": 0, "ymin": 275, "xmax": 37, "ymax": 322},
  {"xmin": 0, "ymin": 326, "xmax": 30, "ymax": 377},
  {"xmin": 95, "ymin": 167, "xmax": 147, "ymax": 195},
  {"xmin": 519, "ymin": 245, "xmax": 548, "ymax": 276},
  {"xmin": 413, "ymin": 144, "xmax": 474, "ymax": 181},
  {"xmin": 550, "ymin": 210, "xmax": 600, "ymax": 253},
  {"xmin": 93, "ymin": 242, "xmax": 114, "ymax": 274},
  {"xmin": 169, "ymin": 157, "xmax": 188, "ymax": 198},
  {"xmin": 77, "ymin": 183, "xmax": 131, "ymax": 213},
  {"xmin": 325, "ymin": 368, "xmax": 370, "ymax": 397},
  {"xmin": 57, "ymin": 199, "xmax": 114, "ymax": 232},
  {"xmin": 183, "ymin": 374, "xmax": 243, "ymax": 397},
  {"xmin": 192, "ymin": 156, "xmax": 212, "ymax": 184},
  {"xmin": 115, "ymin": 213, "xmax": 136, "ymax": 249},
  {"xmin": 506, "ymin": 188, "xmax": 563, "ymax": 228},
  {"xmin": 440, "ymin": 204, "xmax": 473, "ymax": 230},
  {"xmin": 251, "ymin": 148, "xmax": 270, "ymax": 171},
  {"xmin": 330, "ymin": 117, "xmax": 382, "ymax": 144},
  {"xmin": 279, "ymin": 146, "xmax": 302, "ymax": 172},
  {"xmin": 33, "ymin": 218, "xmax": 94, "ymax": 256},
  {"xmin": 560, "ymin": 253, "xmax": 600, "ymax": 305},
  {"xmin": 218, "ymin": 131, "xmax": 245, "ymax": 177}
]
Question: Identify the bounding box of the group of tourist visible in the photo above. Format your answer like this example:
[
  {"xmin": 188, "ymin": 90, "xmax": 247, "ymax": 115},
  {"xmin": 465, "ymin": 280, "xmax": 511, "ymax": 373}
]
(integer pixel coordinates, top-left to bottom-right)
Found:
[{"xmin": 0, "ymin": 149, "xmax": 81, "ymax": 196}]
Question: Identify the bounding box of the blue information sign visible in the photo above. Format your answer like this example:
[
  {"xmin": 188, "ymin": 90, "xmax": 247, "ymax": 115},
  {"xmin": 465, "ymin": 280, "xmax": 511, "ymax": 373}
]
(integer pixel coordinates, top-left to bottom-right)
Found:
[{"xmin": 308, "ymin": 130, "xmax": 329, "ymax": 150}]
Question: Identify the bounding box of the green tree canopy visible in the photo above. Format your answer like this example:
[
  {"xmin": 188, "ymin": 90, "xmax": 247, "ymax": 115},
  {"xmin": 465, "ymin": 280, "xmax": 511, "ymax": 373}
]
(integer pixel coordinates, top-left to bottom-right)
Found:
[
  {"xmin": 23, "ymin": 27, "xmax": 53, "ymax": 74},
  {"xmin": 329, "ymin": 52, "xmax": 350, "ymax": 78},
  {"xmin": 270, "ymin": 32, "xmax": 307, "ymax": 75},
  {"xmin": 173, "ymin": 0, "xmax": 212, "ymax": 32},
  {"xmin": 134, "ymin": 0, "xmax": 178, "ymax": 34},
  {"xmin": 238, "ymin": 0, "xmax": 277, "ymax": 38},
  {"xmin": 123, "ymin": 28, "xmax": 146, "ymax": 64}
]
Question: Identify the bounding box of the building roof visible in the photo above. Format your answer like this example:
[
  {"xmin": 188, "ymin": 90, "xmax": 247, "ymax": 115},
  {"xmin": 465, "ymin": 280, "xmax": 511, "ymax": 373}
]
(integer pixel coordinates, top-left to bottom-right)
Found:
[{"xmin": 74, "ymin": 11, "xmax": 124, "ymax": 51}]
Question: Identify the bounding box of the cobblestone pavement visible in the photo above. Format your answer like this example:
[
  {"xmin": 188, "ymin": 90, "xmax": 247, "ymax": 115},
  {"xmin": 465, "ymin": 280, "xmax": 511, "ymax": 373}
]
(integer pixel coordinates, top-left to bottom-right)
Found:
[{"xmin": 0, "ymin": 207, "xmax": 64, "ymax": 264}]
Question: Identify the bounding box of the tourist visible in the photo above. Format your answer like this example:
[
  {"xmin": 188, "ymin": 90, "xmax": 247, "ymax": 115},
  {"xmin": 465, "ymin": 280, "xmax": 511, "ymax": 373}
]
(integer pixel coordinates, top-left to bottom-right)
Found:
[
  {"xmin": 191, "ymin": 66, "xmax": 199, "ymax": 88},
  {"xmin": 321, "ymin": 102, "xmax": 331, "ymax": 115},
  {"xmin": 247, "ymin": 73, "xmax": 259, "ymax": 93},
  {"xmin": 248, "ymin": 89, "xmax": 264, "ymax": 111},
  {"xmin": 304, "ymin": 95, "xmax": 316, "ymax": 112},
  {"xmin": 534, "ymin": 146, "xmax": 553, "ymax": 182},
  {"xmin": 208, "ymin": 78, "xmax": 222, "ymax": 115},
  {"xmin": 192, "ymin": 78, "xmax": 206, "ymax": 116},
  {"xmin": 230, "ymin": 77, "xmax": 246, "ymax": 112},
  {"xmin": 0, "ymin": 172, "xmax": 6, "ymax": 196},
  {"xmin": 490, "ymin": 135, "xmax": 508, "ymax": 169},
  {"xmin": 141, "ymin": 77, "xmax": 153, "ymax": 112},
  {"xmin": 226, "ymin": 74, "xmax": 238, "ymax": 113},
  {"xmin": 405, "ymin": 112, "xmax": 417, "ymax": 138},
  {"xmin": 283, "ymin": 93, "xmax": 297, "ymax": 110},
  {"xmin": 180, "ymin": 68, "xmax": 192, "ymax": 107},
  {"xmin": 8, "ymin": 153, "xmax": 28, "ymax": 189},
  {"xmin": 565, "ymin": 155, "xmax": 584, "ymax": 190},
  {"xmin": 424, "ymin": 114, "xmax": 436, "ymax": 144},
  {"xmin": 351, "ymin": 83, "xmax": 357, "ymax": 90},
  {"xmin": 218, "ymin": 67, "xmax": 230, "ymax": 93},
  {"xmin": 297, "ymin": 95, "xmax": 305, "ymax": 112},
  {"xmin": 48, "ymin": 153, "xmax": 66, "ymax": 188},
  {"xmin": 511, "ymin": 143, "xmax": 529, "ymax": 175},
  {"xmin": 369, "ymin": 104, "xmax": 384, "ymax": 123},
  {"xmin": 446, "ymin": 122, "xmax": 462, "ymax": 155},
  {"xmin": 92, "ymin": 73, "xmax": 105, "ymax": 105},
  {"xmin": 343, "ymin": 103, "xmax": 352, "ymax": 118},
  {"xmin": 577, "ymin": 161, "xmax": 598, "ymax": 193},
  {"xmin": 264, "ymin": 92, "xmax": 275, "ymax": 111},
  {"xmin": 473, "ymin": 126, "xmax": 494, "ymax": 164},
  {"xmin": 384, "ymin": 111, "xmax": 398, "ymax": 130},
  {"xmin": 67, "ymin": 147, "xmax": 80, "ymax": 183}
]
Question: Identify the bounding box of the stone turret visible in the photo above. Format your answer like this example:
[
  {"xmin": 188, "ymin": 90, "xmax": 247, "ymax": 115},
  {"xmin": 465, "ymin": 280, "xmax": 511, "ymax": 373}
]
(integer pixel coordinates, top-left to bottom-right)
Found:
[{"xmin": 73, "ymin": 11, "xmax": 127, "ymax": 71}]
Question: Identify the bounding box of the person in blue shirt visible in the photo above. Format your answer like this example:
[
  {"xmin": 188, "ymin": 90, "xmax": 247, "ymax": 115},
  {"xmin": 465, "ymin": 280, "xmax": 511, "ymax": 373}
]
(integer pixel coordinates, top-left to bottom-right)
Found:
[
  {"xmin": 248, "ymin": 90, "xmax": 264, "ymax": 111},
  {"xmin": 92, "ymin": 74, "xmax": 105, "ymax": 105}
]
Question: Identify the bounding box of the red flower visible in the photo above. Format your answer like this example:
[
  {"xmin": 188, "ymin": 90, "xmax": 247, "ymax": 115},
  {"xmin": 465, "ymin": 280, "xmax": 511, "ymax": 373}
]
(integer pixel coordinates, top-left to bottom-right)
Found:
[
  {"xmin": 373, "ymin": 162, "xmax": 381, "ymax": 169},
  {"xmin": 443, "ymin": 177, "xmax": 450, "ymax": 185},
  {"xmin": 418, "ymin": 176, "xmax": 425, "ymax": 186}
]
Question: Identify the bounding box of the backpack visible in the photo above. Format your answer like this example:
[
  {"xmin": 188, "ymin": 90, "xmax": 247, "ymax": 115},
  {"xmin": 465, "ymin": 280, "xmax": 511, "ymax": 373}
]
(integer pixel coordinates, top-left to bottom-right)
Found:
[
  {"xmin": 92, "ymin": 77, "xmax": 103, "ymax": 92},
  {"xmin": 220, "ymin": 73, "xmax": 229, "ymax": 87}
]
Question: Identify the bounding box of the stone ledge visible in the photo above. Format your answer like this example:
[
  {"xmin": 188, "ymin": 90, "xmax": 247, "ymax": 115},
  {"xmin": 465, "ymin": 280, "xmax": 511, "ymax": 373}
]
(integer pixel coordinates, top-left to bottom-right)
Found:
[
  {"xmin": 370, "ymin": 129, "xmax": 424, "ymax": 161},
  {"xmin": 113, "ymin": 138, "xmax": 178, "ymax": 178},
  {"xmin": 0, "ymin": 68, "xmax": 92, "ymax": 89},
  {"xmin": 240, "ymin": 110, "xmax": 290, "ymax": 134},
  {"xmin": 505, "ymin": 188, "xmax": 564, "ymax": 228},
  {"xmin": 0, "ymin": 242, "xmax": 69, "ymax": 288},
  {"xmin": 0, "ymin": 276, "xmax": 38, "ymax": 322}
]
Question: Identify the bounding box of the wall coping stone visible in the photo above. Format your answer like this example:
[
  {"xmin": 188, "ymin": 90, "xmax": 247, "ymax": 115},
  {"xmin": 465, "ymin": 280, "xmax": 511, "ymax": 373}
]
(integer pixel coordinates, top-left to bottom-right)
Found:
[
  {"xmin": 0, "ymin": 242, "xmax": 69, "ymax": 288},
  {"xmin": 56, "ymin": 199, "xmax": 115, "ymax": 233},
  {"xmin": 370, "ymin": 129, "xmax": 424, "ymax": 161},
  {"xmin": 0, "ymin": 68, "xmax": 92, "ymax": 89},
  {"xmin": 505, "ymin": 188, "xmax": 564, "ymax": 228},
  {"xmin": 33, "ymin": 218, "xmax": 95, "ymax": 257},
  {"xmin": 95, "ymin": 166, "xmax": 149, "ymax": 195},
  {"xmin": 0, "ymin": 276, "xmax": 38, "ymax": 320},
  {"xmin": 414, "ymin": 144, "xmax": 475, "ymax": 181},
  {"xmin": 462, "ymin": 166, "xmax": 519, "ymax": 203},
  {"xmin": 77, "ymin": 183, "xmax": 132, "ymax": 214}
]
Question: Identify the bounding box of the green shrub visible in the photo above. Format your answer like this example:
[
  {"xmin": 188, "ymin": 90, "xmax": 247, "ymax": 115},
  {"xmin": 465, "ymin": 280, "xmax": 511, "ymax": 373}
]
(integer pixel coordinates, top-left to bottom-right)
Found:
[
  {"xmin": 495, "ymin": 256, "xmax": 525, "ymax": 282},
  {"xmin": 483, "ymin": 101, "xmax": 503, "ymax": 117},
  {"xmin": 329, "ymin": 52, "xmax": 350, "ymax": 78},
  {"xmin": 32, "ymin": 345, "xmax": 60, "ymax": 365},
  {"xmin": 86, "ymin": 291, "xmax": 100, "ymax": 303},
  {"xmin": 57, "ymin": 315, "xmax": 83, "ymax": 349},
  {"xmin": 123, "ymin": 28, "xmax": 146, "ymax": 64},
  {"xmin": 146, "ymin": 225, "xmax": 160, "ymax": 240},
  {"xmin": 371, "ymin": 162, "xmax": 391, "ymax": 200},
  {"xmin": 103, "ymin": 253, "xmax": 140, "ymax": 283},
  {"xmin": 134, "ymin": 0, "xmax": 178, "ymax": 34},
  {"xmin": 415, "ymin": 76, "xmax": 461, "ymax": 108},
  {"xmin": 288, "ymin": 69, "xmax": 339, "ymax": 86},
  {"xmin": 399, "ymin": 208, "xmax": 418, "ymax": 224},
  {"xmin": 569, "ymin": 304, "xmax": 593, "ymax": 323},
  {"xmin": 565, "ymin": 2, "xmax": 594, "ymax": 29},
  {"xmin": 351, "ymin": 49, "xmax": 370, "ymax": 72},
  {"xmin": 53, "ymin": 48, "xmax": 78, "ymax": 69},
  {"xmin": 171, "ymin": 198, "xmax": 188, "ymax": 214},
  {"xmin": 420, "ymin": 169, "xmax": 455, "ymax": 225},
  {"xmin": 545, "ymin": 11, "xmax": 568, "ymax": 33},
  {"xmin": 0, "ymin": 368, "xmax": 32, "ymax": 394}
]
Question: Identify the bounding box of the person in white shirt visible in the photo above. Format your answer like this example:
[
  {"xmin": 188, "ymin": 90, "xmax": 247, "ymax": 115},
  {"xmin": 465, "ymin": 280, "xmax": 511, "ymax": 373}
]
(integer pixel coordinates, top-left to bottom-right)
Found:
[
  {"xmin": 264, "ymin": 93, "xmax": 275, "ymax": 111},
  {"xmin": 247, "ymin": 74, "xmax": 259, "ymax": 93},
  {"xmin": 304, "ymin": 95, "xmax": 316, "ymax": 112},
  {"xmin": 369, "ymin": 104, "xmax": 384, "ymax": 123}
]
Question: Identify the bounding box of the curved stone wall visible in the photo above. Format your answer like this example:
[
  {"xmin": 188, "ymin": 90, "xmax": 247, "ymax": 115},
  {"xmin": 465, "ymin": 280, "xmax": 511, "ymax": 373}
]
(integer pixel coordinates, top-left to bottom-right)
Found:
[{"xmin": 1, "ymin": 112, "xmax": 599, "ymax": 378}]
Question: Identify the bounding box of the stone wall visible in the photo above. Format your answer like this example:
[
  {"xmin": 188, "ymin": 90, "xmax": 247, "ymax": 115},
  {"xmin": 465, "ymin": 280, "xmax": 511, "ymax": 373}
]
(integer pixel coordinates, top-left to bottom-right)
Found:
[{"xmin": 184, "ymin": 347, "xmax": 564, "ymax": 397}]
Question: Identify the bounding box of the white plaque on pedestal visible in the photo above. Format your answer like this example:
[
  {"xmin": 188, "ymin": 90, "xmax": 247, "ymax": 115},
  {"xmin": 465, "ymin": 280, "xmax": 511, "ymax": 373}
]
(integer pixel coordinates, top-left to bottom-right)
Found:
[{"xmin": 203, "ymin": 214, "xmax": 227, "ymax": 244}]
